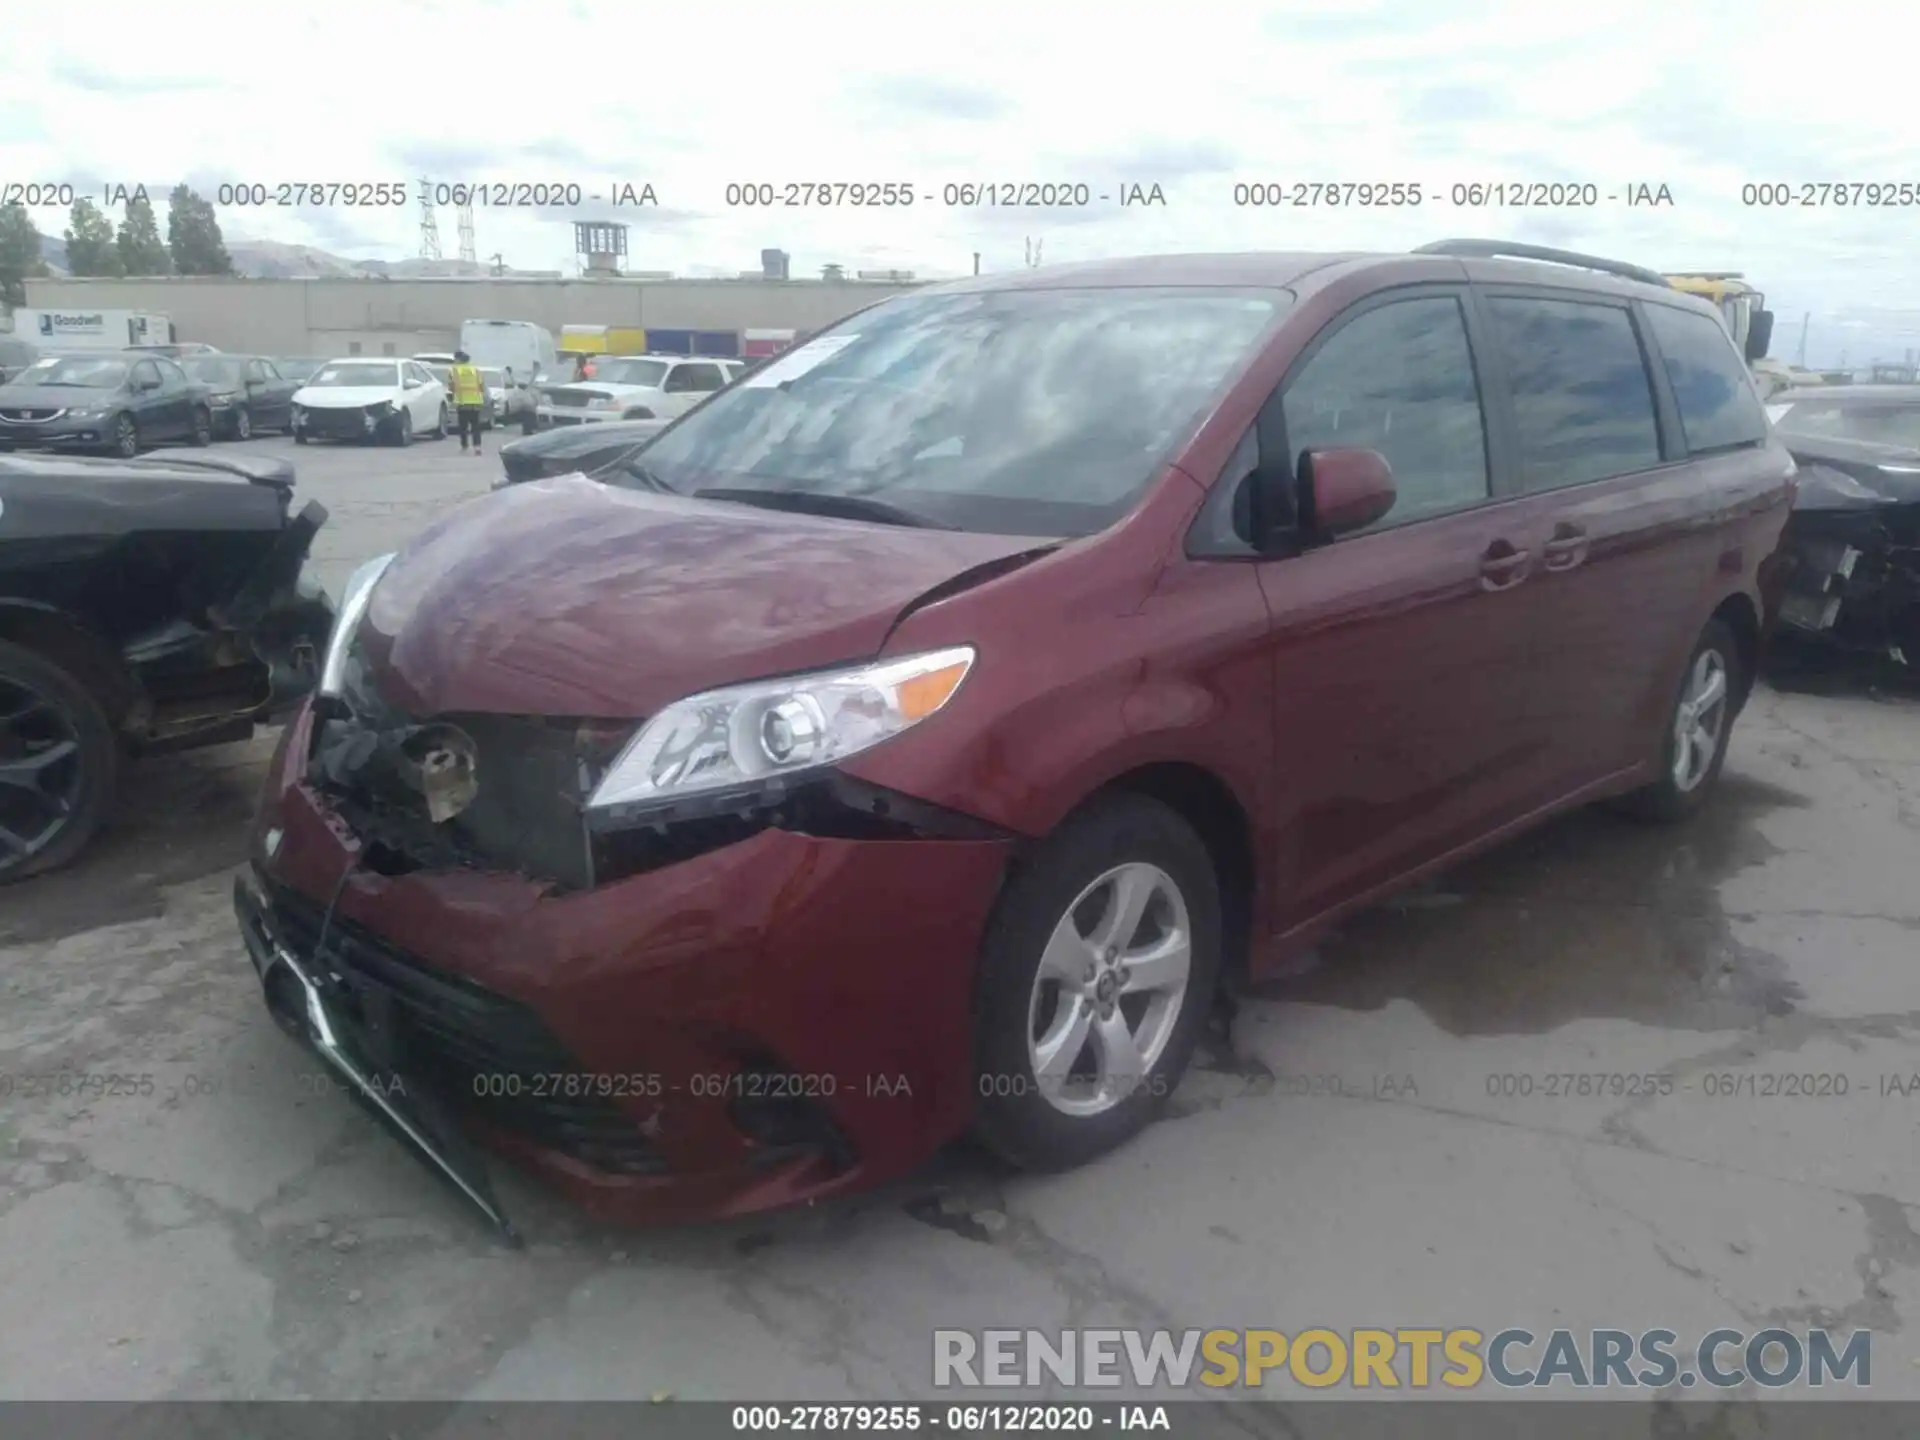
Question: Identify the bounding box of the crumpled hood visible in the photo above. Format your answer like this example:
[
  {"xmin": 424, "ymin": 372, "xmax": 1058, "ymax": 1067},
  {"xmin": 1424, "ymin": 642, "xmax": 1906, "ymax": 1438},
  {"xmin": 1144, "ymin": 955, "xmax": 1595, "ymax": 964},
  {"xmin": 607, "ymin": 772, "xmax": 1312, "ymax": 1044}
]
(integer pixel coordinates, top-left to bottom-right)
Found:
[
  {"xmin": 359, "ymin": 474, "xmax": 1048, "ymax": 717},
  {"xmin": 295, "ymin": 385, "xmax": 403, "ymax": 409}
]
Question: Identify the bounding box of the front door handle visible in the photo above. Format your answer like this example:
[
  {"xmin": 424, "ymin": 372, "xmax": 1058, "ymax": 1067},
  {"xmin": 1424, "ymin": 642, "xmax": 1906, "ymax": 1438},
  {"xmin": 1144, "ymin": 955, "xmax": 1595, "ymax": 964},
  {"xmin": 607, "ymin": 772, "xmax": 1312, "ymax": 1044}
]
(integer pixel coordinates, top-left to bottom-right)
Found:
[
  {"xmin": 1479, "ymin": 539, "xmax": 1531, "ymax": 591},
  {"xmin": 1543, "ymin": 523, "xmax": 1590, "ymax": 571}
]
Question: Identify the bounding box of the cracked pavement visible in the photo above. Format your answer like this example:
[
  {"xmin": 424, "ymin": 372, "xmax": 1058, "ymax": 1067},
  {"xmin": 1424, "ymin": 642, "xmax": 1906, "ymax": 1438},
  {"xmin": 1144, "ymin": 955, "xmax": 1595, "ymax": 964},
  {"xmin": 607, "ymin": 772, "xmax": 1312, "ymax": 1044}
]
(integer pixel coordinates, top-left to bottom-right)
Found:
[{"xmin": 2, "ymin": 436, "xmax": 1917, "ymax": 1405}]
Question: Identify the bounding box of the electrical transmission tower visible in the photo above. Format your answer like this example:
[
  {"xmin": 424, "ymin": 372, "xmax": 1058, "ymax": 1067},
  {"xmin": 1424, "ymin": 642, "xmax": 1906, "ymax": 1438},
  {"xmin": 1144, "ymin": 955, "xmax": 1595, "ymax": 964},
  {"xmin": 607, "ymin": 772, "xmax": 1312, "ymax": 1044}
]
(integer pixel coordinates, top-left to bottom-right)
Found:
[
  {"xmin": 417, "ymin": 177, "xmax": 442, "ymax": 261},
  {"xmin": 457, "ymin": 202, "xmax": 476, "ymax": 265}
]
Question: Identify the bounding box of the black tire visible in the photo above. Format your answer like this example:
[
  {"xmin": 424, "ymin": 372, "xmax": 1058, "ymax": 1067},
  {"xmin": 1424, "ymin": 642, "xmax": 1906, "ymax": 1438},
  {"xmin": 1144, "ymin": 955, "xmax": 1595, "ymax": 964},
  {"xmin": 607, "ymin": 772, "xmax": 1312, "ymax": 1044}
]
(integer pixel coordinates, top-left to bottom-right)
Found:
[
  {"xmin": 435, "ymin": 404, "xmax": 449, "ymax": 439},
  {"xmin": 232, "ymin": 406, "xmax": 252, "ymax": 440},
  {"xmin": 293, "ymin": 430, "xmax": 309, "ymax": 445},
  {"xmin": 522, "ymin": 413, "xmax": 538, "ymax": 435},
  {"xmin": 1620, "ymin": 617, "xmax": 1743, "ymax": 823},
  {"xmin": 188, "ymin": 407, "xmax": 212, "ymax": 446},
  {"xmin": 113, "ymin": 413, "xmax": 140, "ymax": 458},
  {"xmin": 973, "ymin": 794, "xmax": 1221, "ymax": 1171},
  {"xmin": 0, "ymin": 639, "xmax": 119, "ymax": 883},
  {"xmin": 389, "ymin": 411, "xmax": 413, "ymax": 447}
]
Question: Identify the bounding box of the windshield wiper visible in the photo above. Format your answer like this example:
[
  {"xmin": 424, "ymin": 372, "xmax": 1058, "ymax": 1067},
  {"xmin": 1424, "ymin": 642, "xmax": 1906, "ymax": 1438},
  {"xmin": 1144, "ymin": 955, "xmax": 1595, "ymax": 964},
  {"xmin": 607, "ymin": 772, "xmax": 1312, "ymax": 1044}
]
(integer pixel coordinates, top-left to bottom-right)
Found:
[
  {"xmin": 606, "ymin": 457, "xmax": 677, "ymax": 493},
  {"xmin": 693, "ymin": 486, "xmax": 956, "ymax": 530}
]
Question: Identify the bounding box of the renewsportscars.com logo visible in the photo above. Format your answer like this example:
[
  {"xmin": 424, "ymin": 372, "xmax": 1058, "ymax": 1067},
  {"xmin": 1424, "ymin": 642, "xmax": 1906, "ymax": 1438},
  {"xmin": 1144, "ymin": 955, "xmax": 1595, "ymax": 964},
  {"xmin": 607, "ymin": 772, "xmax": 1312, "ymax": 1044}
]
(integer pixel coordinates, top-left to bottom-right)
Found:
[{"xmin": 933, "ymin": 1327, "xmax": 1872, "ymax": 1391}]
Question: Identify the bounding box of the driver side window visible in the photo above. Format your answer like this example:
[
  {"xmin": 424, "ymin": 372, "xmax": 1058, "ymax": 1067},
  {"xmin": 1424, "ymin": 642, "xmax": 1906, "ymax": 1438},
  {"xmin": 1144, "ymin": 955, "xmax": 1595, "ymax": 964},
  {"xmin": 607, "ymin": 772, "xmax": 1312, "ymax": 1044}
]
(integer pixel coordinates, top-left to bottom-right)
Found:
[
  {"xmin": 132, "ymin": 360, "xmax": 162, "ymax": 389},
  {"xmin": 1280, "ymin": 295, "xmax": 1491, "ymax": 530}
]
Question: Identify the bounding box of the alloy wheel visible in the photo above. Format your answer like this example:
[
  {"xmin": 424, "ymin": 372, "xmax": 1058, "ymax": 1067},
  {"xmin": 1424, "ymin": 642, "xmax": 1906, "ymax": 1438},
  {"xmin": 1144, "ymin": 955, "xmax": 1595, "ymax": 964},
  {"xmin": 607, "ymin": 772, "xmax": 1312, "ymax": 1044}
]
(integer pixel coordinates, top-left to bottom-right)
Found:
[
  {"xmin": 1672, "ymin": 647, "xmax": 1729, "ymax": 792},
  {"xmin": 0, "ymin": 676, "xmax": 86, "ymax": 877},
  {"xmin": 235, "ymin": 407, "xmax": 252, "ymax": 439},
  {"xmin": 1026, "ymin": 861, "xmax": 1193, "ymax": 1118},
  {"xmin": 115, "ymin": 415, "xmax": 138, "ymax": 457}
]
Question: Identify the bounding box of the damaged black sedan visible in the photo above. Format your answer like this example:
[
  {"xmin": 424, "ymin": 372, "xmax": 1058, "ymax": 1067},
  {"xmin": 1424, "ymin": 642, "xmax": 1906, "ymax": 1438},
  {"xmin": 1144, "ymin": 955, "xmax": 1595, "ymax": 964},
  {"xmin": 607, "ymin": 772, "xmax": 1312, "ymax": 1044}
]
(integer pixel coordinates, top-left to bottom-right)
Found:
[
  {"xmin": 1769, "ymin": 385, "xmax": 1920, "ymax": 673},
  {"xmin": 0, "ymin": 448, "xmax": 335, "ymax": 878}
]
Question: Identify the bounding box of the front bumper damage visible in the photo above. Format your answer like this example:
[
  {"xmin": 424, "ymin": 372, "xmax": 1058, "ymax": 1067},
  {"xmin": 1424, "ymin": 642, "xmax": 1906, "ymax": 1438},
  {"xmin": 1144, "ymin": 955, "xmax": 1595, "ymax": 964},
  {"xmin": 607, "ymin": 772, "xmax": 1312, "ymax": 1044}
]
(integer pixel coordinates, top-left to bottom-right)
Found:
[
  {"xmin": 1776, "ymin": 494, "xmax": 1920, "ymax": 673},
  {"xmin": 234, "ymin": 868, "xmax": 522, "ymax": 1244},
  {"xmin": 238, "ymin": 700, "xmax": 1016, "ymax": 1234}
]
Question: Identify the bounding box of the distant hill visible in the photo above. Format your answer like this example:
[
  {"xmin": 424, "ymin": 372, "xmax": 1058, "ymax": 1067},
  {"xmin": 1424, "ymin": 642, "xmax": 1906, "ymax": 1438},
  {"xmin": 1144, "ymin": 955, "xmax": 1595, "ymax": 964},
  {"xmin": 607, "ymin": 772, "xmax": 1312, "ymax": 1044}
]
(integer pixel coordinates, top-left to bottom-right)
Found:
[{"xmin": 33, "ymin": 232, "xmax": 553, "ymax": 281}]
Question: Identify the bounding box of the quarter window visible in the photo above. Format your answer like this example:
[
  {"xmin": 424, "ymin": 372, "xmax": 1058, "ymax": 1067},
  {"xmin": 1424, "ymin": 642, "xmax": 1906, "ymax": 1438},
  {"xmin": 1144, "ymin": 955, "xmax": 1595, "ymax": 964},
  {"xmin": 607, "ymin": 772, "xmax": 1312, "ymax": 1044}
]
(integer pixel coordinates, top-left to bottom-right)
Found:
[
  {"xmin": 1644, "ymin": 303, "xmax": 1768, "ymax": 453},
  {"xmin": 1282, "ymin": 296, "xmax": 1491, "ymax": 528},
  {"xmin": 1484, "ymin": 296, "xmax": 1662, "ymax": 492}
]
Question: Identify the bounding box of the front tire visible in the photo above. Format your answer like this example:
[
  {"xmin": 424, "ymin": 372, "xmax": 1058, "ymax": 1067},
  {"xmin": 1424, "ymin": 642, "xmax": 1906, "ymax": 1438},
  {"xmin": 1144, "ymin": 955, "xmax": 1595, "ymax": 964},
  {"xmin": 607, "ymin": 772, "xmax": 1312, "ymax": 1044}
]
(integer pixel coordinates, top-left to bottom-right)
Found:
[
  {"xmin": 388, "ymin": 411, "xmax": 413, "ymax": 447},
  {"xmin": 1620, "ymin": 617, "xmax": 1742, "ymax": 823},
  {"xmin": 188, "ymin": 408, "xmax": 212, "ymax": 446},
  {"xmin": 232, "ymin": 406, "xmax": 252, "ymax": 440},
  {"xmin": 0, "ymin": 640, "xmax": 120, "ymax": 883},
  {"xmin": 113, "ymin": 413, "xmax": 140, "ymax": 458},
  {"xmin": 973, "ymin": 794, "xmax": 1221, "ymax": 1171}
]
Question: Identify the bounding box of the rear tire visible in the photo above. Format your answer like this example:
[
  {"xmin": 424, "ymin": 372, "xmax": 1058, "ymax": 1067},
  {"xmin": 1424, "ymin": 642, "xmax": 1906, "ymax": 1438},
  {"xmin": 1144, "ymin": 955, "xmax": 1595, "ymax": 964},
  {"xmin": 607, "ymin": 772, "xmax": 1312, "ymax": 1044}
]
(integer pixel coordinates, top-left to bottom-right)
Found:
[
  {"xmin": 973, "ymin": 794, "xmax": 1221, "ymax": 1171},
  {"xmin": 1620, "ymin": 617, "xmax": 1742, "ymax": 823},
  {"xmin": 0, "ymin": 639, "xmax": 119, "ymax": 883}
]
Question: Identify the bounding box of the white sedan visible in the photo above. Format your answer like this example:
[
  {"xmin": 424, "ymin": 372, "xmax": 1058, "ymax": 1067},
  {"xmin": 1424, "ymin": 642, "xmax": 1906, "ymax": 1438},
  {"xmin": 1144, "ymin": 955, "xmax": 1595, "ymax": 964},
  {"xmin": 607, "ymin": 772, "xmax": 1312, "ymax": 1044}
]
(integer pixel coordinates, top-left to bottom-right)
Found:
[{"xmin": 290, "ymin": 358, "xmax": 449, "ymax": 446}]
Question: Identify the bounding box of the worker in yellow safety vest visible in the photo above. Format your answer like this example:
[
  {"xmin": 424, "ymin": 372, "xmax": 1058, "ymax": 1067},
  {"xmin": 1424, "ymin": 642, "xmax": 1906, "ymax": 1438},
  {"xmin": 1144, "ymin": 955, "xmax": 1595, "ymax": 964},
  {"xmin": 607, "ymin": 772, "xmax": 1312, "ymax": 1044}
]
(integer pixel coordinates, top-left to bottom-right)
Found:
[{"xmin": 449, "ymin": 350, "xmax": 488, "ymax": 454}]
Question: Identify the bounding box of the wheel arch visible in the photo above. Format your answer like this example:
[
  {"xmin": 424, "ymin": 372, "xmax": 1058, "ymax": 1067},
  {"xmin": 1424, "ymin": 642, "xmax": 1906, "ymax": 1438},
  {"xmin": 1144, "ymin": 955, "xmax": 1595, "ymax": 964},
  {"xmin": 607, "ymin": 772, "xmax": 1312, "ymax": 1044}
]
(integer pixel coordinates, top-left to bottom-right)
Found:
[
  {"xmin": 0, "ymin": 601, "xmax": 140, "ymax": 727},
  {"xmin": 1709, "ymin": 591, "xmax": 1761, "ymax": 712},
  {"xmin": 1019, "ymin": 760, "xmax": 1257, "ymax": 996}
]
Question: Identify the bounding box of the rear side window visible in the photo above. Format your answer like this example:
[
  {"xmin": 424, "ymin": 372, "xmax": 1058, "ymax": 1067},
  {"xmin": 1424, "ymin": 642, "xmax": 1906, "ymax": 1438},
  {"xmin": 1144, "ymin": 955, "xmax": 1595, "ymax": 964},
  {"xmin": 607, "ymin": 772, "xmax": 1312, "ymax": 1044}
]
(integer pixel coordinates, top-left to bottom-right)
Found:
[
  {"xmin": 1644, "ymin": 303, "xmax": 1768, "ymax": 453},
  {"xmin": 1281, "ymin": 295, "xmax": 1490, "ymax": 527},
  {"xmin": 1485, "ymin": 297, "xmax": 1662, "ymax": 492}
]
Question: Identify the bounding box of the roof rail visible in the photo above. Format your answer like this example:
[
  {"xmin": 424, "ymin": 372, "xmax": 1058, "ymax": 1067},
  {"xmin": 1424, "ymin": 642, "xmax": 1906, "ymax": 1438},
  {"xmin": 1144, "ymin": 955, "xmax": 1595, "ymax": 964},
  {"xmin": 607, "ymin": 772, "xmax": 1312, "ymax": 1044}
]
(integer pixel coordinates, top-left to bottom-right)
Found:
[{"xmin": 1413, "ymin": 239, "xmax": 1672, "ymax": 289}]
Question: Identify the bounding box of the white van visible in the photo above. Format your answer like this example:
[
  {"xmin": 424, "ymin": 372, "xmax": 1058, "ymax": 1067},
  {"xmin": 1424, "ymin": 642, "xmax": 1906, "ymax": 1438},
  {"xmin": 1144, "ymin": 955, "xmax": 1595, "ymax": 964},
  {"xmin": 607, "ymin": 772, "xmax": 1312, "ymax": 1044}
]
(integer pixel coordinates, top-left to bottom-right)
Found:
[{"xmin": 457, "ymin": 320, "xmax": 558, "ymax": 385}]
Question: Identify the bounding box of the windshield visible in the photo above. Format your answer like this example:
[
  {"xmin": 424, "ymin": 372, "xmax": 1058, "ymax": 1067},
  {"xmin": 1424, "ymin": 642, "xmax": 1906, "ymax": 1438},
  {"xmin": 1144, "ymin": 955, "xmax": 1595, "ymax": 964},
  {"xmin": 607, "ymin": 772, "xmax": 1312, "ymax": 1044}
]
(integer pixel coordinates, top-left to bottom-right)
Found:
[
  {"xmin": 633, "ymin": 287, "xmax": 1285, "ymax": 536},
  {"xmin": 1775, "ymin": 401, "xmax": 1920, "ymax": 449},
  {"xmin": 593, "ymin": 358, "xmax": 668, "ymax": 387},
  {"xmin": 185, "ymin": 357, "xmax": 244, "ymax": 386},
  {"xmin": 12, "ymin": 356, "xmax": 129, "ymax": 388},
  {"xmin": 308, "ymin": 361, "xmax": 400, "ymax": 388},
  {"xmin": 278, "ymin": 359, "xmax": 324, "ymax": 379}
]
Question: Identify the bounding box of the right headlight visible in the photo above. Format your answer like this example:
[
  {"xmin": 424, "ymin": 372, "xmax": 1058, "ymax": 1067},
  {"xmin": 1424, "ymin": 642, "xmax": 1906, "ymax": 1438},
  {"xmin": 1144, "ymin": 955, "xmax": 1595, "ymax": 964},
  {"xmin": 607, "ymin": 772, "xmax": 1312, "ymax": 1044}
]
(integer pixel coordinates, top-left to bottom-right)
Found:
[
  {"xmin": 317, "ymin": 552, "xmax": 395, "ymax": 697},
  {"xmin": 586, "ymin": 646, "xmax": 976, "ymax": 816}
]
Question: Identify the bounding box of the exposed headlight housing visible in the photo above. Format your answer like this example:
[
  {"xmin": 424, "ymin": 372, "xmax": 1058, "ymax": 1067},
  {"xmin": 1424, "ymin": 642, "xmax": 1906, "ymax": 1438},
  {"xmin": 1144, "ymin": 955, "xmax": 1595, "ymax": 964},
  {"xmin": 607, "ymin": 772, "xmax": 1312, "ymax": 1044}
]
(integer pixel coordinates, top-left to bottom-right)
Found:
[
  {"xmin": 586, "ymin": 646, "xmax": 976, "ymax": 818},
  {"xmin": 317, "ymin": 552, "xmax": 395, "ymax": 698}
]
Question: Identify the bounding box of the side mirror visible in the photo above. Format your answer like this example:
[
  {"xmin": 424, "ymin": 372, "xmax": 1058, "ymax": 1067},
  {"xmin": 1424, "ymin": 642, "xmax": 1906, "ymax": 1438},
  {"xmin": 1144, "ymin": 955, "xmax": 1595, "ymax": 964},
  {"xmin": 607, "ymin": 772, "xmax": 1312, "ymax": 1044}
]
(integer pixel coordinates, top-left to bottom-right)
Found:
[
  {"xmin": 1746, "ymin": 309, "xmax": 1775, "ymax": 363},
  {"xmin": 1300, "ymin": 447, "xmax": 1397, "ymax": 538}
]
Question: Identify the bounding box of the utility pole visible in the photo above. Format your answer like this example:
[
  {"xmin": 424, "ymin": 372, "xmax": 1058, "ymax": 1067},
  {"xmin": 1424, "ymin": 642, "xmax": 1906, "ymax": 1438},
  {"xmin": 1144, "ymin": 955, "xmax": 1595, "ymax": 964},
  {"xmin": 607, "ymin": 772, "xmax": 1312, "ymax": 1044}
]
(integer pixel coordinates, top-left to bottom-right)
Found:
[
  {"xmin": 416, "ymin": 178, "xmax": 442, "ymax": 261},
  {"xmin": 1024, "ymin": 237, "xmax": 1042, "ymax": 268},
  {"xmin": 972, "ymin": 252, "xmax": 981, "ymax": 276},
  {"xmin": 457, "ymin": 202, "xmax": 477, "ymax": 265},
  {"xmin": 1797, "ymin": 312, "xmax": 1809, "ymax": 368}
]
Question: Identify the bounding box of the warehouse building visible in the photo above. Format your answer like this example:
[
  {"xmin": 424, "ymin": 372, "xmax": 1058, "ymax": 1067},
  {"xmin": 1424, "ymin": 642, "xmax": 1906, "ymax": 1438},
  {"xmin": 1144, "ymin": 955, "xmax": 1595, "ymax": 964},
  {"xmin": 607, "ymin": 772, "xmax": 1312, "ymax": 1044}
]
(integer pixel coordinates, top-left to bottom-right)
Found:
[{"xmin": 18, "ymin": 275, "xmax": 926, "ymax": 359}]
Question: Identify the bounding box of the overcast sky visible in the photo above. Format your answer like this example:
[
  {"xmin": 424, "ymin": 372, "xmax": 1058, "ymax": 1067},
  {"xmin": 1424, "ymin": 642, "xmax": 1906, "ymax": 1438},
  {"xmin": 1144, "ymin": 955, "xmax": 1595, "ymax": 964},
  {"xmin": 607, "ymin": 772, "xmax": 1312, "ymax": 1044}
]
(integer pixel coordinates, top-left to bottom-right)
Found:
[{"xmin": 6, "ymin": 0, "xmax": 1919, "ymax": 366}]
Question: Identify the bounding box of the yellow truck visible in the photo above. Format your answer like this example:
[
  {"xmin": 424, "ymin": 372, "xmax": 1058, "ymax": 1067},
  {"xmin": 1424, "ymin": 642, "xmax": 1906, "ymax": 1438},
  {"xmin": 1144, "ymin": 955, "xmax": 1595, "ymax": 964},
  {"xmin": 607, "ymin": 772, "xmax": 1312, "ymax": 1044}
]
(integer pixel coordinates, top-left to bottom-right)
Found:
[
  {"xmin": 1661, "ymin": 273, "xmax": 1789, "ymax": 395},
  {"xmin": 559, "ymin": 325, "xmax": 647, "ymax": 359}
]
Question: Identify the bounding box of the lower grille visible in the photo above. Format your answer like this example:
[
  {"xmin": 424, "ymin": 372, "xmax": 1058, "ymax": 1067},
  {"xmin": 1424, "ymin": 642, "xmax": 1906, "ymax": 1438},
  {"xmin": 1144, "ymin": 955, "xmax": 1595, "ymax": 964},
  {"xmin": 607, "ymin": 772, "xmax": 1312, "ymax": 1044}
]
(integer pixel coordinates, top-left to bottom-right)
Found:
[
  {"xmin": 302, "ymin": 407, "xmax": 375, "ymax": 439},
  {"xmin": 266, "ymin": 881, "xmax": 667, "ymax": 1175}
]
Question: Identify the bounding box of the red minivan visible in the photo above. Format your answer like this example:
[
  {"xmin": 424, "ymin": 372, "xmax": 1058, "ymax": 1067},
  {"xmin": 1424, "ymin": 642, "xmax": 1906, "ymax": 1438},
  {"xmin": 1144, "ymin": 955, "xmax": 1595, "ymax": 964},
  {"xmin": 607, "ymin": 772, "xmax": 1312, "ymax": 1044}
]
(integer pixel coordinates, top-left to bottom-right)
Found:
[{"xmin": 236, "ymin": 241, "xmax": 1796, "ymax": 1235}]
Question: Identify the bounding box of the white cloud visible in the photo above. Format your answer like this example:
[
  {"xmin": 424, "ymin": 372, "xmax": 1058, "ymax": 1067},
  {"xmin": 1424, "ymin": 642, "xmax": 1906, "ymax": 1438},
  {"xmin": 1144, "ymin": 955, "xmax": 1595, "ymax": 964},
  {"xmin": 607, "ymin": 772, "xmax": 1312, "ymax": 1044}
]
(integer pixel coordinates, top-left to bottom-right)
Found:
[{"xmin": 6, "ymin": 0, "xmax": 1918, "ymax": 363}]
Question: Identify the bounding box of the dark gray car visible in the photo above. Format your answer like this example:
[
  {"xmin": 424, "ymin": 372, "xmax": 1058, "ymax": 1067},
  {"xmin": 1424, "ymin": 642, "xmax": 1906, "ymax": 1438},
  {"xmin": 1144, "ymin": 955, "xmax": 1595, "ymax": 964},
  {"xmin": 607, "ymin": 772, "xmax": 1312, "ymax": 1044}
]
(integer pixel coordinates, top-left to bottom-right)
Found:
[
  {"xmin": 0, "ymin": 353, "xmax": 214, "ymax": 457},
  {"xmin": 184, "ymin": 354, "xmax": 300, "ymax": 439}
]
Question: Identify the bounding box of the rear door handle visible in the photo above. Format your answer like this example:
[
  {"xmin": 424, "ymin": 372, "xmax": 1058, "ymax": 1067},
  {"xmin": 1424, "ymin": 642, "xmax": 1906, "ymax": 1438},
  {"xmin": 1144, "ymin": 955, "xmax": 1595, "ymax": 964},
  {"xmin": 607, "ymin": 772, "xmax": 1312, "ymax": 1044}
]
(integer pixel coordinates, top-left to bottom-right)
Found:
[
  {"xmin": 1478, "ymin": 539, "xmax": 1531, "ymax": 590},
  {"xmin": 1542, "ymin": 523, "xmax": 1590, "ymax": 571}
]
